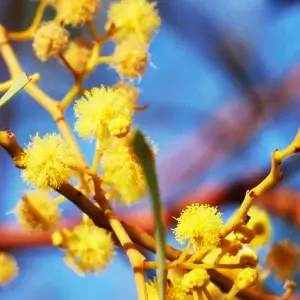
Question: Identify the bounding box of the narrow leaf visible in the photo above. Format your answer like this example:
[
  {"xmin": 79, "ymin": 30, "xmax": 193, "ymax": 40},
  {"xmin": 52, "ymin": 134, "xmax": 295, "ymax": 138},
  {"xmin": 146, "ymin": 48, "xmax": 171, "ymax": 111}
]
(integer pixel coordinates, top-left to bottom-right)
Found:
[
  {"xmin": 0, "ymin": 73, "xmax": 30, "ymax": 109},
  {"xmin": 132, "ymin": 130, "xmax": 166, "ymax": 300}
]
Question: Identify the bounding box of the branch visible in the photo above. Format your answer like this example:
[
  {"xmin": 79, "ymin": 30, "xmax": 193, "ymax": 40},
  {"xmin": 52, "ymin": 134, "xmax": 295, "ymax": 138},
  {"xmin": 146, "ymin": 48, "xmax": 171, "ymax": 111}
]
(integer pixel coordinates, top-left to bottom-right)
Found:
[{"xmin": 221, "ymin": 129, "xmax": 300, "ymax": 237}]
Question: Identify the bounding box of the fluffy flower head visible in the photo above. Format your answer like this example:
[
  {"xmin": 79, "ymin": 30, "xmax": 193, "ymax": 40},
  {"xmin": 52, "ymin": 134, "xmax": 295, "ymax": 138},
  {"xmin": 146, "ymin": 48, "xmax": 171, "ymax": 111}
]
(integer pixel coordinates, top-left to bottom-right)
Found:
[
  {"xmin": 63, "ymin": 39, "xmax": 92, "ymax": 74},
  {"xmin": 52, "ymin": 224, "xmax": 114, "ymax": 274},
  {"xmin": 101, "ymin": 135, "xmax": 148, "ymax": 205},
  {"xmin": 13, "ymin": 191, "xmax": 61, "ymax": 232},
  {"xmin": 106, "ymin": 0, "xmax": 160, "ymax": 43},
  {"xmin": 173, "ymin": 204, "xmax": 223, "ymax": 250},
  {"xmin": 21, "ymin": 133, "xmax": 77, "ymax": 189},
  {"xmin": 74, "ymin": 86, "xmax": 134, "ymax": 142},
  {"xmin": 33, "ymin": 21, "xmax": 69, "ymax": 62},
  {"xmin": 113, "ymin": 39, "xmax": 149, "ymax": 79},
  {"xmin": 57, "ymin": 0, "xmax": 100, "ymax": 26}
]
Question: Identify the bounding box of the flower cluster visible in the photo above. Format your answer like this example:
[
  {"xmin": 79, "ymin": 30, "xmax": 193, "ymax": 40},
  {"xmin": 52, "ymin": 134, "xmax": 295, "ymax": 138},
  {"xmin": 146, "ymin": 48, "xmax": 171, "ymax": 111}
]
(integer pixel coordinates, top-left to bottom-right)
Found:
[
  {"xmin": 2, "ymin": 0, "xmax": 297, "ymax": 299},
  {"xmin": 106, "ymin": 0, "xmax": 160, "ymax": 79},
  {"xmin": 165, "ymin": 204, "xmax": 275, "ymax": 299},
  {"xmin": 106, "ymin": 0, "xmax": 160, "ymax": 43}
]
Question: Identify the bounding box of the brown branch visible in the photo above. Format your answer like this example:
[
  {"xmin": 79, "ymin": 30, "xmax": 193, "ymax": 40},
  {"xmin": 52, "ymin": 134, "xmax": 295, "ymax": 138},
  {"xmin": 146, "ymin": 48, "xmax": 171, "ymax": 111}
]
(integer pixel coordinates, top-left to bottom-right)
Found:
[{"xmin": 0, "ymin": 129, "xmax": 279, "ymax": 300}]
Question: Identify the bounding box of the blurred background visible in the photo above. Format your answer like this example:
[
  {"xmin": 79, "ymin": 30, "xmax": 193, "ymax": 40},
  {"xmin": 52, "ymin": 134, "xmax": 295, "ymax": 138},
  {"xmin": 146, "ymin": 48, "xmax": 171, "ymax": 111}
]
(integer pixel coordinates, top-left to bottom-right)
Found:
[{"xmin": 0, "ymin": 0, "xmax": 300, "ymax": 299}]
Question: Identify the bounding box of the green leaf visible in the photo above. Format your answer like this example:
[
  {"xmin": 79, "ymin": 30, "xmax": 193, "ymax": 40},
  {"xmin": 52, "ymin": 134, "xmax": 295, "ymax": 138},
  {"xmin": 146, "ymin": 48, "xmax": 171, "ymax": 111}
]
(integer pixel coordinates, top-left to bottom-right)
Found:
[
  {"xmin": 0, "ymin": 73, "xmax": 30, "ymax": 109},
  {"xmin": 132, "ymin": 130, "xmax": 166, "ymax": 300}
]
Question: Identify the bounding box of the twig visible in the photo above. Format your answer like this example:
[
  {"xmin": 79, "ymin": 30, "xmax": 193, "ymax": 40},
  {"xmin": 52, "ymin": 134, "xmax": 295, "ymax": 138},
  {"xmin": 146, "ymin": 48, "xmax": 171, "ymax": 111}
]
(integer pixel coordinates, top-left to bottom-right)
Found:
[
  {"xmin": 7, "ymin": 0, "xmax": 47, "ymax": 41},
  {"xmin": 92, "ymin": 176, "xmax": 148, "ymax": 300},
  {"xmin": 221, "ymin": 130, "xmax": 300, "ymax": 237}
]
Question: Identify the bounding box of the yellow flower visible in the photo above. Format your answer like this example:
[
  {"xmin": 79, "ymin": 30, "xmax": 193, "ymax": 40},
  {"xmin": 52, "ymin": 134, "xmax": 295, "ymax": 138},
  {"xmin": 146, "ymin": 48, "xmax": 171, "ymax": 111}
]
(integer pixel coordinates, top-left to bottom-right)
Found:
[
  {"xmin": 21, "ymin": 133, "xmax": 77, "ymax": 189},
  {"xmin": 181, "ymin": 269, "xmax": 210, "ymax": 294},
  {"xmin": 101, "ymin": 135, "xmax": 148, "ymax": 205},
  {"xmin": 57, "ymin": 0, "xmax": 100, "ymax": 27},
  {"xmin": 112, "ymin": 39, "xmax": 149, "ymax": 79},
  {"xmin": 13, "ymin": 191, "xmax": 61, "ymax": 232},
  {"xmin": 33, "ymin": 21, "xmax": 69, "ymax": 62},
  {"xmin": 74, "ymin": 86, "xmax": 134, "ymax": 142},
  {"xmin": 106, "ymin": 0, "xmax": 160, "ymax": 43},
  {"xmin": 247, "ymin": 206, "xmax": 272, "ymax": 248},
  {"xmin": 52, "ymin": 224, "xmax": 114, "ymax": 274},
  {"xmin": 63, "ymin": 38, "xmax": 92, "ymax": 74},
  {"xmin": 173, "ymin": 204, "xmax": 223, "ymax": 251},
  {"xmin": 0, "ymin": 253, "xmax": 18, "ymax": 286}
]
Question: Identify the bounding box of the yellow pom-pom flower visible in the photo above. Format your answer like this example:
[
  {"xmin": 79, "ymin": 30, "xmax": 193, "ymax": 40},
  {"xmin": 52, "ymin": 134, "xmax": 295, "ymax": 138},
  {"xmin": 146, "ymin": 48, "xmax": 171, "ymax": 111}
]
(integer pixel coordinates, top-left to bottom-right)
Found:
[
  {"xmin": 112, "ymin": 39, "xmax": 149, "ymax": 79},
  {"xmin": 63, "ymin": 39, "xmax": 92, "ymax": 74},
  {"xmin": 0, "ymin": 253, "xmax": 18, "ymax": 286},
  {"xmin": 74, "ymin": 86, "xmax": 134, "ymax": 142},
  {"xmin": 101, "ymin": 135, "xmax": 148, "ymax": 205},
  {"xmin": 13, "ymin": 191, "xmax": 61, "ymax": 232},
  {"xmin": 57, "ymin": 0, "xmax": 100, "ymax": 27},
  {"xmin": 181, "ymin": 269, "xmax": 210, "ymax": 294},
  {"xmin": 52, "ymin": 224, "xmax": 114, "ymax": 275},
  {"xmin": 173, "ymin": 204, "xmax": 223, "ymax": 251},
  {"xmin": 21, "ymin": 133, "xmax": 77, "ymax": 189},
  {"xmin": 106, "ymin": 0, "xmax": 161, "ymax": 43},
  {"xmin": 33, "ymin": 21, "xmax": 69, "ymax": 62},
  {"xmin": 247, "ymin": 206, "xmax": 272, "ymax": 249}
]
